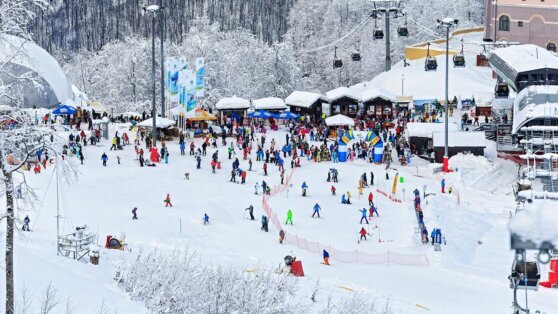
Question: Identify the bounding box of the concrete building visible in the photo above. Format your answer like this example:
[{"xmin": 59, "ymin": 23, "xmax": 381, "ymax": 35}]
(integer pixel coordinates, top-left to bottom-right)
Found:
[{"xmin": 484, "ymin": 0, "xmax": 558, "ymax": 51}]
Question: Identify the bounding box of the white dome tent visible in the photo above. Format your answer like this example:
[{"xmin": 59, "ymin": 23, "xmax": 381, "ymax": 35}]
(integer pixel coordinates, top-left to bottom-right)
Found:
[{"xmin": 0, "ymin": 34, "xmax": 73, "ymax": 108}]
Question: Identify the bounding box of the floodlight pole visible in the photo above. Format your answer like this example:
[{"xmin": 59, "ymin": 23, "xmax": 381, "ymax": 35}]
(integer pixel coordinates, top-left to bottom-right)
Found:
[
  {"xmin": 159, "ymin": 0, "xmax": 165, "ymax": 117},
  {"xmin": 385, "ymin": 11, "xmax": 391, "ymax": 71}
]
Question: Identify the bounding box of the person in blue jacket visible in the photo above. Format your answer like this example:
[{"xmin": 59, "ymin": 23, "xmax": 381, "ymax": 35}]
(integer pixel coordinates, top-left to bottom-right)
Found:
[
  {"xmin": 312, "ymin": 203, "xmax": 321, "ymax": 218},
  {"xmin": 101, "ymin": 152, "xmax": 108, "ymax": 166},
  {"xmin": 302, "ymin": 182, "xmax": 308, "ymax": 196},
  {"xmin": 323, "ymin": 249, "xmax": 330, "ymax": 265},
  {"xmin": 341, "ymin": 194, "xmax": 346, "ymax": 204},
  {"xmin": 359, "ymin": 208, "xmax": 369, "ymax": 224},
  {"xmin": 431, "ymin": 228, "xmax": 437, "ymax": 245},
  {"xmin": 203, "ymin": 213, "xmax": 209, "ymax": 225},
  {"xmin": 441, "ymin": 179, "xmax": 446, "ymax": 193}
]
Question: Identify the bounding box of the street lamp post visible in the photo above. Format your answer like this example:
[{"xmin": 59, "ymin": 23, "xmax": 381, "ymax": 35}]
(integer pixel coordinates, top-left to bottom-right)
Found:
[
  {"xmin": 437, "ymin": 18, "xmax": 458, "ymax": 173},
  {"xmin": 143, "ymin": 4, "xmax": 164, "ymax": 147}
]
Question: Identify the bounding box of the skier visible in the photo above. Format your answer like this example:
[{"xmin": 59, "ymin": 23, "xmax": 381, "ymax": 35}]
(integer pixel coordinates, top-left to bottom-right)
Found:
[
  {"xmin": 279, "ymin": 229, "xmax": 285, "ymax": 244},
  {"xmin": 312, "ymin": 203, "xmax": 321, "ymax": 218},
  {"xmin": 245, "ymin": 205, "xmax": 255, "ymax": 220},
  {"xmin": 285, "ymin": 209, "xmax": 293, "ymax": 225},
  {"xmin": 441, "ymin": 179, "xmax": 446, "ymax": 193},
  {"xmin": 230, "ymin": 169, "xmax": 237, "ymax": 183},
  {"xmin": 331, "ymin": 185, "xmax": 336, "ymax": 196},
  {"xmin": 323, "ymin": 249, "xmax": 330, "ymax": 265},
  {"xmin": 203, "ymin": 213, "xmax": 209, "ymax": 225},
  {"xmin": 346, "ymin": 191, "xmax": 352, "ymax": 204},
  {"xmin": 359, "ymin": 208, "xmax": 369, "ymax": 224},
  {"xmin": 101, "ymin": 153, "xmax": 108, "ymax": 166},
  {"xmin": 263, "ymin": 162, "xmax": 268, "ymax": 176},
  {"xmin": 301, "ymin": 182, "xmax": 308, "ymax": 196},
  {"xmin": 164, "ymin": 194, "xmax": 173, "ymax": 207},
  {"xmin": 117, "ymin": 155, "xmax": 121, "ymax": 165},
  {"xmin": 180, "ymin": 142, "xmax": 185, "ymax": 155},
  {"xmin": 368, "ymin": 192, "xmax": 374, "ymax": 206},
  {"xmin": 431, "ymin": 228, "xmax": 436, "ymax": 245},
  {"xmin": 22, "ymin": 215, "xmax": 31, "ymax": 231},
  {"xmin": 211, "ymin": 160, "xmax": 216, "ymax": 173},
  {"xmin": 359, "ymin": 227, "xmax": 368, "ymax": 241},
  {"xmin": 370, "ymin": 171, "xmax": 374, "ymax": 186},
  {"xmin": 261, "ymin": 215, "xmax": 269, "ymax": 232},
  {"xmin": 196, "ymin": 155, "xmax": 201, "ymax": 169},
  {"xmin": 132, "ymin": 207, "xmax": 138, "ymax": 220},
  {"xmin": 254, "ymin": 182, "xmax": 260, "ymax": 195},
  {"xmin": 248, "ymin": 159, "xmax": 253, "ymax": 171},
  {"xmin": 241, "ymin": 169, "xmax": 247, "ymax": 184},
  {"xmin": 280, "ymin": 170, "xmax": 285, "ymax": 185}
]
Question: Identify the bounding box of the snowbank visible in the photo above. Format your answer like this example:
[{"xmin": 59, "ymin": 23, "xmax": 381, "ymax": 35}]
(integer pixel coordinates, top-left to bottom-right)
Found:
[{"xmin": 509, "ymin": 199, "xmax": 558, "ymax": 247}]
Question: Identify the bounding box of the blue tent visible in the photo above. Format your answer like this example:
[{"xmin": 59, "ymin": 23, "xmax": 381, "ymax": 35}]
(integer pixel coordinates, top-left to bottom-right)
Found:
[
  {"xmin": 52, "ymin": 104, "xmax": 77, "ymax": 115},
  {"xmin": 248, "ymin": 110, "xmax": 274, "ymax": 119},
  {"xmin": 274, "ymin": 111, "xmax": 300, "ymax": 120}
]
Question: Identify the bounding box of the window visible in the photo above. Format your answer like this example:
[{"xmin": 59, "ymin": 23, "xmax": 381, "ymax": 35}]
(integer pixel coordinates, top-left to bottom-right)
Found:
[
  {"xmin": 499, "ymin": 15, "xmax": 510, "ymax": 31},
  {"xmin": 518, "ymin": 21, "xmax": 523, "ymax": 27},
  {"xmin": 547, "ymin": 42, "xmax": 557, "ymax": 52}
]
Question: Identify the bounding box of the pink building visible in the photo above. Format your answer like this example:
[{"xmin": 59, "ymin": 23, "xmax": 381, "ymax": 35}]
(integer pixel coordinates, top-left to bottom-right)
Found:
[{"xmin": 484, "ymin": 0, "xmax": 558, "ymax": 51}]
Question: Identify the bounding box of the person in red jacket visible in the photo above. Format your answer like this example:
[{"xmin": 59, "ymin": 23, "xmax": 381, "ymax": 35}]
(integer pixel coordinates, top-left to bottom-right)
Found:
[
  {"xmin": 331, "ymin": 185, "xmax": 336, "ymax": 196},
  {"xmin": 359, "ymin": 227, "xmax": 368, "ymax": 241},
  {"xmin": 164, "ymin": 194, "xmax": 173, "ymax": 207},
  {"xmin": 368, "ymin": 192, "xmax": 374, "ymax": 206},
  {"xmin": 210, "ymin": 160, "xmax": 216, "ymax": 173}
]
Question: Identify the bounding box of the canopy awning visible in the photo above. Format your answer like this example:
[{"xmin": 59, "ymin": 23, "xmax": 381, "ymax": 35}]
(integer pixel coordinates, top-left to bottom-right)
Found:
[
  {"xmin": 325, "ymin": 114, "xmax": 354, "ymax": 127},
  {"xmin": 52, "ymin": 104, "xmax": 77, "ymax": 115}
]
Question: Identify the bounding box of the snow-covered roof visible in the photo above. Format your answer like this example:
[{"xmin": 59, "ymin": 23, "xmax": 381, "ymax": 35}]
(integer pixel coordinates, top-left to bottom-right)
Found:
[
  {"xmin": 474, "ymin": 92, "xmax": 494, "ymax": 107},
  {"xmin": 359, "ymin": 86, "xmax": 397, "ymax": 103},
  {"xmin": 215, "ymin": 96, "xmax": 251, "ymax": 110},
  {"xmin": 432, "ymin": 131, "xmax": 486, "ymax": 148},
  {"xmin": 406, "ymin": 122, "xmax": 460, "ymax": 138},
  {"xmin": 325, "ymin": 114, "xmax": 355, "ymax": 126},
  {"xmin": 512, "ymin": 85, "xmax": 558, "ymax": 134},
  {"xmin": 0, "ymin": 34, "xmax": 73, "ymax": 106},
  {"xmin": 490, "ymin": 44, "xmax": 558, "ymax": 74},
  {"xmin": 253, "ymin": 97, "xmax": 287, "ymax": 110},
  {"xmin": 326, "ymin": 87, "xmax": 360, "ymax": 102},
  {"xmin": 284, "ymin": 91, "xmax": 327, "ymax": 108},
  {"xmin": 138, "ymin": 117, "xmax": 176, "ymax": 128},
  {"xmin": 509, "ymin": 199, "xmax": 558, "ymax": 247}
]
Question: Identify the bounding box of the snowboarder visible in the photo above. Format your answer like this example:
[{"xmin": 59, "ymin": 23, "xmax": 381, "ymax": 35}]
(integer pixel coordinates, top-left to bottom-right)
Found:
[
  {"xmin": 312, "ymin": 203, "xmax": 321, "ymax": 218},
  {"xmin": 203, "ymin": 213, "xmax": 210, "ymax": 225},
  {"xmin": 323, "ymin": 249, "xmax": 330, "ymax": 265},
  {"xmin": 164, "ymin": 194, "xmax": 173, "ymax": 207},
  {"xmin": 132, "ymin": 207, "xmax": 138, "ymax": 220},
  {"xmin": 368, "ymin": 192, "xmax": 374, "ymax": 206},
  {"xmin": 22, "ymin": 215, "xmax": 30, "ymax": 231},
  {"xmin": 441, "ymin": 179, "xmax": 446, "ymax": 193},
  {"xmin": 359, "ymin": 227, "xmax": 368, "ymax": 241},
  {"xmin": 331, "ymin": 185, "xmax": 336, "ymax": 196},
  {"xmin": 301, "ymin": 182, "xmax": 308, "ymax": 196},
  {"xmin": 101, "ymin": 153, "xmax": 108, "ymax": 166},
  {"xmin": 245, "ymin": 205, "xmax": 255, "ymax": 220},
  {"xmin": 359, "ymin": 208, "xmax": 369, "ymax": 224},
  {"xmin": 285, "ymin": 209, "xmax": 293, "ymax": 225}
]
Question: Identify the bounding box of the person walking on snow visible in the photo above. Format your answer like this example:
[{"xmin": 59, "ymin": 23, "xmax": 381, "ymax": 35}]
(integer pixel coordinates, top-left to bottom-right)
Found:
[
  {"xmin": 164, "ymin": 194, "xmax": 173, "ymax": 207},
  {"xmin": 203, "ymin": 213, "xmax": 209, "ymax": 225},
  {"xmin": 312, "ymin": 203, "xmax": 321, "ymax": 218},
  {"xmin": 323, "ymin": 249, "xmax": 330, "ymax": 265},
  {"xmin": 368, "ymin": 192, "xmax": 374, "ymax": 206},
  {"xmin": 301, "ymin": 182, "xmax": 308, "ymax": 196},
  {"xmin": 285, "ymin": 209, "xmax": 293, "ymax": 225},
  {"xmin": 441, "ymin": 179, "xmax": 446, "ymax": 193},
  {"xmin": 101, "ymin": 153, "xmax": 108, "ymax": 166},
  {"xmin": 359, "ymin": 208, "xmax": 369, "ymax": 224},
  {"xmin": 245, "ymin": 205, "xmax": 255, "ymax": 220},
  {"xmin": 359, "ymin": 227, "xmax": 368, "ymax": 241},
  {"xmin": 132, "ymin": 207, "xmax": 138, "ymax": 220}
]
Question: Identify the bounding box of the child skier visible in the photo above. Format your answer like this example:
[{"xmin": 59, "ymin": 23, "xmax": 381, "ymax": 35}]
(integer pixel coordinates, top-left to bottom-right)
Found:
[
  {"xmin": 323, "ymin": 249, "xmax": 330, "ymax": 265},
  {"xmin": 369, "ymin": 204, "xmax": 379, "ymax": 218},
  {"xmin": 285, "ymin": 209, "xmax": 293, "ymax": 225},
  {"xmin": 279, "ymin": 229, "xmax": 285, "ymax": 244},
  {"xmin": 331, "ymin": 185, "xmax": 336, "ymax": 196},
  {"xmin": 261, "ymin": 215, "xmax": 269, "ymax": 232},
  {"xmin": 346, "ymin": 191, "xmax": 352, "ymax": 204},
  {"xmin": 132, "ymin": 207, "xmax": 138, "ymax": 220},
  {"xmin": 164, "ymin": 194, "xmax": 173, "ymax": 207},
  {"xmin": 203, "ymin": 213, "xmax": 209, "ymax": 225},
  {"xmin": 301, "ymin": 182, "xmax": 308, "ymax": 196},
  {"xmin": 22, "ymin": 215, "xmax": 30, "ymax": 231},
  {"xmin": 245, "ymin": 205, "xmax": 255, "ymax": 220},
  {"xmin": 254, "ymin": 182, "xmax": 260, "ymax": 195},
  {"xmin": 312, "ymin": 203, "xmax": 321, "ymax": 218},
  {"xmin": 368, "ymin": 192, "xmax": 374, "ymax": 206},
  {"xmin": 441, "ymin": 179, "xmax": 446, "ymax": 193},
  {"xmin": 101, "ymin": 153, "xmax": 108, "ymax": 166},
  {"xmin": 359, "ymin": 208, "xmax": 369, "ymax": 224},
  {"xmin": 359, "ymin": 227, "xmax": 368, "ymax": 241}
]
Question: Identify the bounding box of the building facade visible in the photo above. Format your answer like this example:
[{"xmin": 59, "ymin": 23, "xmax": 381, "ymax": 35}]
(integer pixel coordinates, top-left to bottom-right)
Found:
[{"xmin": 484, "ymin": 0, "xmax": 558, "ymax": 51}]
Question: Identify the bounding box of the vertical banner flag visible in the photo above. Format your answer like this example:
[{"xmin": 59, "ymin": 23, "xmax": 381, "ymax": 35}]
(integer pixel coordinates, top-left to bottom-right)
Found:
[
  {"xmin": 392, "ymin": 172, "xmax": 399, "ymax": 195},
  {"xmin": 195, "ymin": 57, "xmax": 205, "ymax": 98},
  {"xmin": 185, "ymin": 68, "xmax": 197, "ymax": 118}
]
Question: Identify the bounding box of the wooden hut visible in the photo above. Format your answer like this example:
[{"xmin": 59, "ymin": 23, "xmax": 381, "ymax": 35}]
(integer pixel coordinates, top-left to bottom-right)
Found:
[{"xmin": 285, "ymin": 91, "xmax": 327, "ymax": 121}]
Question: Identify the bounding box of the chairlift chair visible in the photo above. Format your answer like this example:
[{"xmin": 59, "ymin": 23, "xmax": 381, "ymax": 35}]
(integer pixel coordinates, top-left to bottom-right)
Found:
[
  {"xmin": 398, "ymin": 15, "xmax": 409, "ymax": 37},
  {"xmin": 333, "ymin": 46, "xmax": 343, "ymax": 68},
  {"xmin": 352, "ymin": 40, "xmax": 361, "ymax": 62},
  {"xmin": 509, "ymin": 259, "xmax": 541, "ymax": 291},
  {"xmin": 453, "ymin": 39, "xmax": 466, "ymax": 67},
  {"xmin": 373, "ymin": 18, "xmax": 384, "ymax": 40},
  {"xmin": 495, "ymin": 82, "xmax": 510, "ymax": 98},
  {"xmin": 424, "ymin": 43, "xmax": 438, "ymax": 71}
]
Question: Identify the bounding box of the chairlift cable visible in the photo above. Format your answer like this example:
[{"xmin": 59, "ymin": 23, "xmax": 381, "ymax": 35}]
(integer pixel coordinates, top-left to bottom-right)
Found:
[
  {"xmin": 299, "ymin": 17, "xmax": 371, "ymax": 54},
  {"xmin": 24, "ymin": 166, "xmax": 57, "ymax": 248}
]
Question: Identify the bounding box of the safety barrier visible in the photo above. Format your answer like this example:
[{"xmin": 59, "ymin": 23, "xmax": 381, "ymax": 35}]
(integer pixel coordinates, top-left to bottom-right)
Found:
[{"xmin": 263, "ymin": 170, "xmax": 430, "ymax": 266}]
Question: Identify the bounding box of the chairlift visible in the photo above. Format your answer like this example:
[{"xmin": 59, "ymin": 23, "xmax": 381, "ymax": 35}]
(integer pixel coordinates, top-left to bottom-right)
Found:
[
  {"xmin": 333, "ymin": 46, "xmax": 343, "ymax": 68},
  {"xmin": 424, "ymin": 42, "xmax": 438, "ymax": 71},
  {"xmin": 398, "ymin": 15, "xmax": 408, "ymax": 37},
  {"xmin": 509, "ymin": 259, "xmax": 540, "ymax": 291},
  {"xmin": 495, "ymin": 82, "xmax": 510, "ymax": 98},
  {"xmin": 352, "ymin": 40, "xmax": 361, "ymax": 62},
  {"xmin": 373, "ymin": 18, "xmax": 384, "ymax": 40},
  {"xmin": 453, "ymin": 39, "xmax": 466, "ymax": 67}
]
